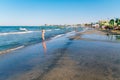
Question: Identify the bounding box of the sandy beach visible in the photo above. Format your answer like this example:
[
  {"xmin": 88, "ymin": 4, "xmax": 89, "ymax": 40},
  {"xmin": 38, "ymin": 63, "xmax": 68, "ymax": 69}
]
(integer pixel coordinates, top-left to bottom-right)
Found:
[
  {"xmin": 1, "ymin": 0, "xmax": 120, "ymax": 80},
  {"xmin": 0, "ymin": 29, "xmax": 120, "ymax": 80}
]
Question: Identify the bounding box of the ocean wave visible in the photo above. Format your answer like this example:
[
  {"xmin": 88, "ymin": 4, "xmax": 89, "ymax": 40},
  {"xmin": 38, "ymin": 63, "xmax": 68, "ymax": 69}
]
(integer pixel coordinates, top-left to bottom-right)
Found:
[
  {"xmin": 0, "ymin": 29, "xmax": 55, "ymax": 36},
  {"xmin": 46, "ymin": 29, "xmax": 52, "ymax": 32},
  {"xmin": 0, "ymin": 46, "xmax": 24, "ymax": 54},
  {"xmin": 52, "ymin": 34, "xmax": 65, "ymax": 39},
  {"xmin": 54, "ymin": 29, "xmax": 60, "ymax": 30},
  {"xmin": 0, "ymin": 31, "xmax": 40, "ymax": 36}
]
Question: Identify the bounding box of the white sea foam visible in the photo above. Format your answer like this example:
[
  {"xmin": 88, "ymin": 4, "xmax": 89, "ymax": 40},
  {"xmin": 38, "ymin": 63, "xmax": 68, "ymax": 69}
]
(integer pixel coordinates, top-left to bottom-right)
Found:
[
  {"xmin": 54, "ymin": 29, "xmax": 60, "ymax": 30},
  {"xmin": 0, "ymin": 46, "xmax": 24, "ymax": 54},
  {"xmin": 46, "ymin": 29, "xmax": 52, "ymax": 31},
  {"xmin": 0, "ymin": 31, "xmax": 40, "ymax": 36},
  {"xmin": 52, "ymin": 34, "xmax": 65, "ymax": 39},
  {"xmin": 0, "ymin": 29, "xmax": 61, "ymax": 36}
]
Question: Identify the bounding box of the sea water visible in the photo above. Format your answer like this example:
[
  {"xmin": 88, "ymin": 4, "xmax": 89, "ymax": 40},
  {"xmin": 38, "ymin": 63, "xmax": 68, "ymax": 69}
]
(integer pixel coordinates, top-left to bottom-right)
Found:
[{"xmin": 0, "ymin": 26, "xmax": 83, "ymax": 52}]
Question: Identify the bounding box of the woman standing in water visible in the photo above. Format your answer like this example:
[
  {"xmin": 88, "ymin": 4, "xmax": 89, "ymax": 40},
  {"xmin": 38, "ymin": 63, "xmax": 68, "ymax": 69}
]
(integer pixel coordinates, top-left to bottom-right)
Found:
[
  {"xmin": 42, "ymin": 29, "xmax": 45, "ymax": 40},
  {"xmin": 41, "ymin": 29, "xmax": 47, "ymax": 54}
]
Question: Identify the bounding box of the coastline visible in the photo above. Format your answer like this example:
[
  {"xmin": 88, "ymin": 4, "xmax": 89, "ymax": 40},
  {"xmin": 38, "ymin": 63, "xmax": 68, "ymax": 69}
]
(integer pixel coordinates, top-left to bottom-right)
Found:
[
  {"xmin": 0, "ymin": 46, "xmax": 24, "ymax": 55},
  {"xmin": 0, "ymin": 30, "xmax": 76, "ymax": 55},
  {"xmin": 0, "ymin": 29, "xmax": 120, "ymax": 80},
  {"xmin": 37, "ymin": 29, "xmax": 120, "ymax": 80},
  {"xmin": 100, "ymin": 29, "xmax": 120, "ymax": 35},
  {"xmin": 0, "ymin": 26, "xmax": 80, "ymax": 54},
  {"xmin": 69, "ymin": 29, "xmax": 107, "ymax": 40}
]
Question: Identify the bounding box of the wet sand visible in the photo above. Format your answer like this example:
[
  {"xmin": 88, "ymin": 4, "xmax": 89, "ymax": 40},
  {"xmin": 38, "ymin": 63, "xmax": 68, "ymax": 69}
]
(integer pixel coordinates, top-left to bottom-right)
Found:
[
  {"xmin": 36, "ymin": 30, "xmax": 120, "ymax": 80},
  {"xmin": 0, "ymin": 30, "xmax": 120, "ymax": 80},
  {"xmin": 69, "ymin": 29, "xmax": 107, "ymax": 40}
]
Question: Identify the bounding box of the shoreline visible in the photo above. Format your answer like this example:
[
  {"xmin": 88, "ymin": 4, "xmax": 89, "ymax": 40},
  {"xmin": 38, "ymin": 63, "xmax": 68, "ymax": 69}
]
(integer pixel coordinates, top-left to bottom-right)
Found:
[
  {"xmin": 99, "ymin": 29, "xmax": 120, "ymax": 35},
  {"xmin": 0, "ymin": 30, "xmax": 76, "ymax": 55},
  {"xmin": 0, "ymin": 46, "xmax": 24, "ymax": 55},
  {"xmin": 0, "ymin": 30, "xmax": 76, "ymax": 80},
  {"xmin": 0, "ymin": 26, "xmax": 82, "ymax": 55},
  {"xmin": 69, "ymin": 29, "xmax": 120, "ymax": 42},
  {"xmin": 34, "ymin": 29, "xmax": 120, "ymax": 80},
  {"xmin": 0, "ymin": 29, "xmax": 120, "ymax": 80}
]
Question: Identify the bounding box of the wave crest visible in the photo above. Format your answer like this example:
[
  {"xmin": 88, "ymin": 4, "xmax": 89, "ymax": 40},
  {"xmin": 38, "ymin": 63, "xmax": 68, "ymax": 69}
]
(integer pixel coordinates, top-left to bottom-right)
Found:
[
  {"xmin": 0, "ymin": 46, "xmax": 24, "ymax": 54},
  {"xmin": 0, "ymin": 31, "xmax": 39, "ymax": 36}
]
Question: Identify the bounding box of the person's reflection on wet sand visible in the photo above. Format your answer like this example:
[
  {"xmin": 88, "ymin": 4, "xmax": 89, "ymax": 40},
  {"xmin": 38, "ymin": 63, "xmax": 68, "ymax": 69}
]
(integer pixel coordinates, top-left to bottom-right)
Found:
[{"xmin": 42, "ymin": 40, "xmax": 47, "ymax": 54}]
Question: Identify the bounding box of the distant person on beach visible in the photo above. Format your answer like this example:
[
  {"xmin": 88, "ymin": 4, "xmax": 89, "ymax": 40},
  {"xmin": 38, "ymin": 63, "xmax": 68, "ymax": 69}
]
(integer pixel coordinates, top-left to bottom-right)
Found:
[
  {"xmin": 41, "ymin": 29, "xmax": 47, "ymax": 54},
  {"xmin": 42, "ymin": 29, "xmax": 45, "ymax": 40}
]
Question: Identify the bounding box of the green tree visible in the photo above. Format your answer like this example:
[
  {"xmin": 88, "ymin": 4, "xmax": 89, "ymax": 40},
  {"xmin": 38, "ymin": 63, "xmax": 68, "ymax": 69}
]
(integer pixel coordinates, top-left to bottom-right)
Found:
[
  {"xmin": 109, "ymin": 19, "xmax": 115, "ymax": 29},
  {"xmin": 115, "ymin": 18, "xmax": 120, "ymax": 26}
]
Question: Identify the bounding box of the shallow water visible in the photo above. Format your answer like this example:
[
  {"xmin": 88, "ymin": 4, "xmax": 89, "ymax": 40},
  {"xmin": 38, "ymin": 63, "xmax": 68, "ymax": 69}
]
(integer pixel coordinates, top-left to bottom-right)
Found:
[
  {"xmin": 65, "ymin": 39, "xmax": 120, "ymax": 80},
  {"xmin": 0, "ymin": 31, "xmax": 75, "ymax": 80},
  {"xmin": 0, "ymin": 26, "xmax": 83, "ymax": 51},
  {"xmin": 1, "ymin": 29, "xmax": 120, "ymax": 80},
  {"xmin": 81, "ymin": 34, "xmax": 120, "ymax": 42}
]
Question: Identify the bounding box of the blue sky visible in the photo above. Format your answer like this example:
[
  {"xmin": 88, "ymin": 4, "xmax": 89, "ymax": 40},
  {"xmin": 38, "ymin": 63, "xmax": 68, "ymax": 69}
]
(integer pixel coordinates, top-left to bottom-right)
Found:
[{"xmin": 0, "ymin": 0, "xmax": 120, "ymax": 25}]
